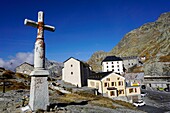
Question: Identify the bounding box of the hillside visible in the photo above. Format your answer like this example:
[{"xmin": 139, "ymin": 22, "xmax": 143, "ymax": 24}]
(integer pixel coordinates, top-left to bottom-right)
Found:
[{"xmin": 88, "ymin": 12, "xmax": 170, "ymax": 72}]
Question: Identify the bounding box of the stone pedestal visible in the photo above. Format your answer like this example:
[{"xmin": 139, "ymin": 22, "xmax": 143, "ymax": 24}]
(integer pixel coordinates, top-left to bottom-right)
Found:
[{"xmin": 29, "ymin": 70, "xmax": 49, "ymax": 111}]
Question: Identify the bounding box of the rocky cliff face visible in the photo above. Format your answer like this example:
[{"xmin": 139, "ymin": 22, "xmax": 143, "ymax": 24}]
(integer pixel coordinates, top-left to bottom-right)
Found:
[{"xmin": 88, "ymin": 12, "xmax": 170, "ymax": 73}]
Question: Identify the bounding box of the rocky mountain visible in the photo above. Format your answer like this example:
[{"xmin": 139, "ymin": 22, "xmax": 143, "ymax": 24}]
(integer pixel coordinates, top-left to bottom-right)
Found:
[
  {"xmin": 88, "ymin": 12, "xmax": 170, "ymax": 73},
  {"xmin": 45, "ymin": 58, "xmax": 63, "ymax": 78}
]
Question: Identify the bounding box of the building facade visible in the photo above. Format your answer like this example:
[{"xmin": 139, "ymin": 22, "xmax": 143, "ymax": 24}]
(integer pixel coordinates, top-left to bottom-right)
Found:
[
  {"xmin": 121, "ymin": 56, "xmax": 140, "ymax": 71},
  {"xmin": 15, "ymin": 62, "xmax": 34, "ymax": 75},
  {"xmin": 102, "ymin": 56, "xmax": 124, "ymax": 74},
  {"xmin": 88, "ymin": 72, "xmax": 141, "ymax": 102},
  {"xmin": 62, "ymin": 57, "xmax": 91, "ymax": 87}
]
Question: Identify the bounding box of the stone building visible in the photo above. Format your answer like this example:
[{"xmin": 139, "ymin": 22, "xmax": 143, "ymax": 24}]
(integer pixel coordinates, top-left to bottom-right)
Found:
[
  {"xmin": 121, "ymin": 56, "xmax": 141, "ymax": 71},
  {"xmin": 15, "ymin": 62, "xmax": 34, "ymax": 75},
  {"xmin": 62, "ymin": 57, "xmax": 91, "ymax": 87}
]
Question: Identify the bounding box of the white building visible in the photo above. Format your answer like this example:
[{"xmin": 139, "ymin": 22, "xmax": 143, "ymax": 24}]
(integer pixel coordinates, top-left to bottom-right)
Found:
[
  {"xmin": 102, "ymin": 56, "xmax": 124, "ymax": 74},
  {"xmin": 62, "ymin": 57, "xmax": 91, "ymax": 87},
  {"xmin": 88, "ymin": 72, "xmax": 141, "ymax": 103}
]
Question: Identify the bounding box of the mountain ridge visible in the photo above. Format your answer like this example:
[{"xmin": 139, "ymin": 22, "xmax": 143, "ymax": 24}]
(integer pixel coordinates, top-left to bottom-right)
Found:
[{"xmin": 88, "ymin": 12, "xmax": 170, "ymax": 72}]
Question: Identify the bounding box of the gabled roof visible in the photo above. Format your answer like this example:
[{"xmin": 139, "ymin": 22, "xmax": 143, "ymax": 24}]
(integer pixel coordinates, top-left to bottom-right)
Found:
[
  {"xmin": 64, "ymin": 57, "xmax": 90, "ymax": 67},
  {"xmin": 102, "ymin": 56, "xmax": 122, "ymax": 62},
  {"xmin": 16, "ymin": 62, "xmax": 33, "ymax": 68},
  {"xmin": 63, "ymin": 57, "xmax": 79, "ymax": 63},
  {"xmin": 88, "ymin": 71, "xmax": 112, "ymax": 80}
]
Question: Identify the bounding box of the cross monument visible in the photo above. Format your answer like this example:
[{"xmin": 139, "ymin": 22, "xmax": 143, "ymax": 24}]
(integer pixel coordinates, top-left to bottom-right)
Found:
[{"xmin": 24, "ymin": 11, "xmax": 55, "ymax": 111}]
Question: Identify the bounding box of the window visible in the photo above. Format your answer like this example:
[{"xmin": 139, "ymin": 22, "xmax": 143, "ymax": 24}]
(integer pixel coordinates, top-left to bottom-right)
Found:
[
  {"xmin": 104, "ymin": 82, "xmax": 107, "ymax": 87},
  {"xmin": 110, "ymin": 91, "xmax": 115, "ymax": 96},
  {"xmin": 118, "ymin": 81, "xmax": 123, "ymax": 86},
  {"xmin": 112, "ymin": 65, "xmax": 114, "ymax": 68},
  {"xmin": 107, "ymin": 66, "xmax": 109, "ymax": 68},
  {"xmin": 119, "ymin": 90, "xmax": 124, "ymax": 94},
  {"xmin": 117, "ymin": 77, "xmax": 120, "ymax": 80},
  {"xmin": 112, "ymin": 69, "xmax": 114, "ymax": 71},
  {"xmin": 118, "ymin": 69, "xmax": 120, "ymax": 71},
  {"xmin": 132, "ymin": 63, "xmax": 133, "ymax": 65},
  {"xmin": 135, "ymin": 88, "xmax": 137, "ymax": 92},
  {"xmin": 111, "ymin": 82, "xmax": 114, "ymax": 86},
  {"xmin": 129, "ymin": 88, "xmax": 133, "ymax": 93},
  {"xmin": 71, "ymin": 64, "xmax": 73, "ymax": 67},
  {"xmin": 112, "ymin": 62, "xmax": 114, "ymax": 64},
  {"xmin": 117, "ymin": 65, "xmax": 119, "ymax": 67},
  {"xmin": 106, "ymin": 78, "xmax": 110, "ymax": 81},
  {"xmin": 71, "ymin": 72, "xmax": 73, "ymax": 75},
  {"xmin": 117, "ymin": 61, "xmax": 119, "ymax": 64}
]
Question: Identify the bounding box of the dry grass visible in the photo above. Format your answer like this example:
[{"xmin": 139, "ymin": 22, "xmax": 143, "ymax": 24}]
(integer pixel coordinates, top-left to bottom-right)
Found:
[
  {"xmin": 2, "ymin": 70, "xmax": 15, "ymax": 79},
  {"xmin": 57, "ymin": 91, "xmax": 117, "ymax": 109},
  {"xmin": 112, "ymin": 100, "xmax": 135, "ymax": 109},
  {"xmin": 159, "ymin": 55, "xmax": 170, "ymax": 62},
  {"xmin": 89, "ymin": 96, "xmax": 117, "ymax": 109},
  {"xmin": 15, "ymin": 73, "xmax": 30, "ymax": 79},
  {"xmin": 57, "ymin": 93, "xmax": 88, "ymax": 103},
  {"xmin": 133, "ymin": 66, "xmax": 144, "ymax": 73}
]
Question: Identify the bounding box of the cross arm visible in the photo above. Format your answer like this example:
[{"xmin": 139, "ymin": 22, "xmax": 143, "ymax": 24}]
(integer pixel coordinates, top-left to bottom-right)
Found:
[
  {"xmin": 44, "ymin": 25, "xmax": 55, "ymax": 32},
  {"xmin": 24, "ymin": 19, "xmax": 38, "ymax": 28}
]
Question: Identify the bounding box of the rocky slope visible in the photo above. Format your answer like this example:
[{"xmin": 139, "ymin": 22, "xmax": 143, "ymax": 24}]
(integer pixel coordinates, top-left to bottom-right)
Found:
[
  {"xmin": 45, "ymin": 59, "xmax": 63, "ymax": 78},
  {"xmin": 88, "ymin": 12, "xmax": 170, "ymax": 73}
]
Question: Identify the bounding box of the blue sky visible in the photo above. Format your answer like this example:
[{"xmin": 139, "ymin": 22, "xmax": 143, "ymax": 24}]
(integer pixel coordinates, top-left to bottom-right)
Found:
[{"xmin": 0, "ymin": 0, "xmax": 170, "ymax": 67}]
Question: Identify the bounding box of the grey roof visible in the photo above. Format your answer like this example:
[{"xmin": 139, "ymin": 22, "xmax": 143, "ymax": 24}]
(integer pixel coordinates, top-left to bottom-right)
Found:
[
  {"xmin": 102, "ymin": 56, "xmax": 123, "ymax": 62},
  {"xmin": 121, "ymin": 56, "xmax": 138, "ymax": 60},
  {"xmin": 88, "ymin": 72, "xmax": 112, "ymax": 80}
]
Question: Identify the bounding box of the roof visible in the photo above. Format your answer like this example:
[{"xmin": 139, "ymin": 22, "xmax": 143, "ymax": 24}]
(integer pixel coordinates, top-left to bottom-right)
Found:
[
  {"xmin": 121, "ymin": 56, "xmax": 138, "ymax": 60},
  {"xmin": 102, "ymin": 56, "xmax": 122, "ymax": 62},
  {"xmin": 16, "ymin": 62, "xmax": 33, "ymax": 68},
  {"xmin": 88, "ymin": 71, "xmax": 112, "ymax": 80},
  {"xmin": 64, "ymin": 57, "xmax": 90, "ymax": 67}
]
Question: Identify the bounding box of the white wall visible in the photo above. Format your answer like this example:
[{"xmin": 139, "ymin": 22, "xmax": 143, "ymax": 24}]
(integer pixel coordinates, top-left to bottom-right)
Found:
[
  {"xmin": 102, "ymin": 61, "xmax": 123, "ymax": 74},
  {"xmin": 62, "ymin": 58, "xmax": 82, "ymax": 87}
]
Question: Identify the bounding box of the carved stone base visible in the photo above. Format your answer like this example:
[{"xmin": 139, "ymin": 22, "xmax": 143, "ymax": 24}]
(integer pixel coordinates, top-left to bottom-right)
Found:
[{"xmin": 29, "ymin": 71, "xmax": 49, "ymax": 111}]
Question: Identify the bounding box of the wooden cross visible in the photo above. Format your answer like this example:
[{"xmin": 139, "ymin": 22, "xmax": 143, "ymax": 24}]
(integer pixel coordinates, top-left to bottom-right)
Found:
[{"xmin": 24, "ymin": 11, "xmax": 55, "ymax": 39}]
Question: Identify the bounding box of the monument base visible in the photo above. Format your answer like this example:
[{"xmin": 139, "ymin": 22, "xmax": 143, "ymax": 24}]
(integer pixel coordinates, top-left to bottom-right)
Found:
[{"xmin": 29, "ymin": 70, "xmax": 49, "ymax": 111}]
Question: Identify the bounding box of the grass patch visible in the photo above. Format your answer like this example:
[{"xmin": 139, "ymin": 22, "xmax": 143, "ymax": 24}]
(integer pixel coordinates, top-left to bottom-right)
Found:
[
  {"xmin": 89, "ymin": 96, "xmax": 117, "ymax": 109},
  {"xmin": 58, "ymin": 93, "xmax": 117, "ymax": 109},
  {"xmin": 112, "ymin": 100, "xmax": 135, "ymax": 109},
  {"xmin": 15, "ymin": 73, "xmax": 30, "ymax": 80},
  {"xmin": 159, "ymin": 55, "xmax": 170, "ymax": 62}
]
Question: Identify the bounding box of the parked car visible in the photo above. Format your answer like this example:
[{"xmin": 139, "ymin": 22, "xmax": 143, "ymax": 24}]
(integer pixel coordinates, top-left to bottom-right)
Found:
[
  {"xmin": 133, "ymin": 100, "xmax": 146, "ymax": 107},
  {"xmin": 141, "ymin": 92, "xmax": 147, "ymax": 97}
]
